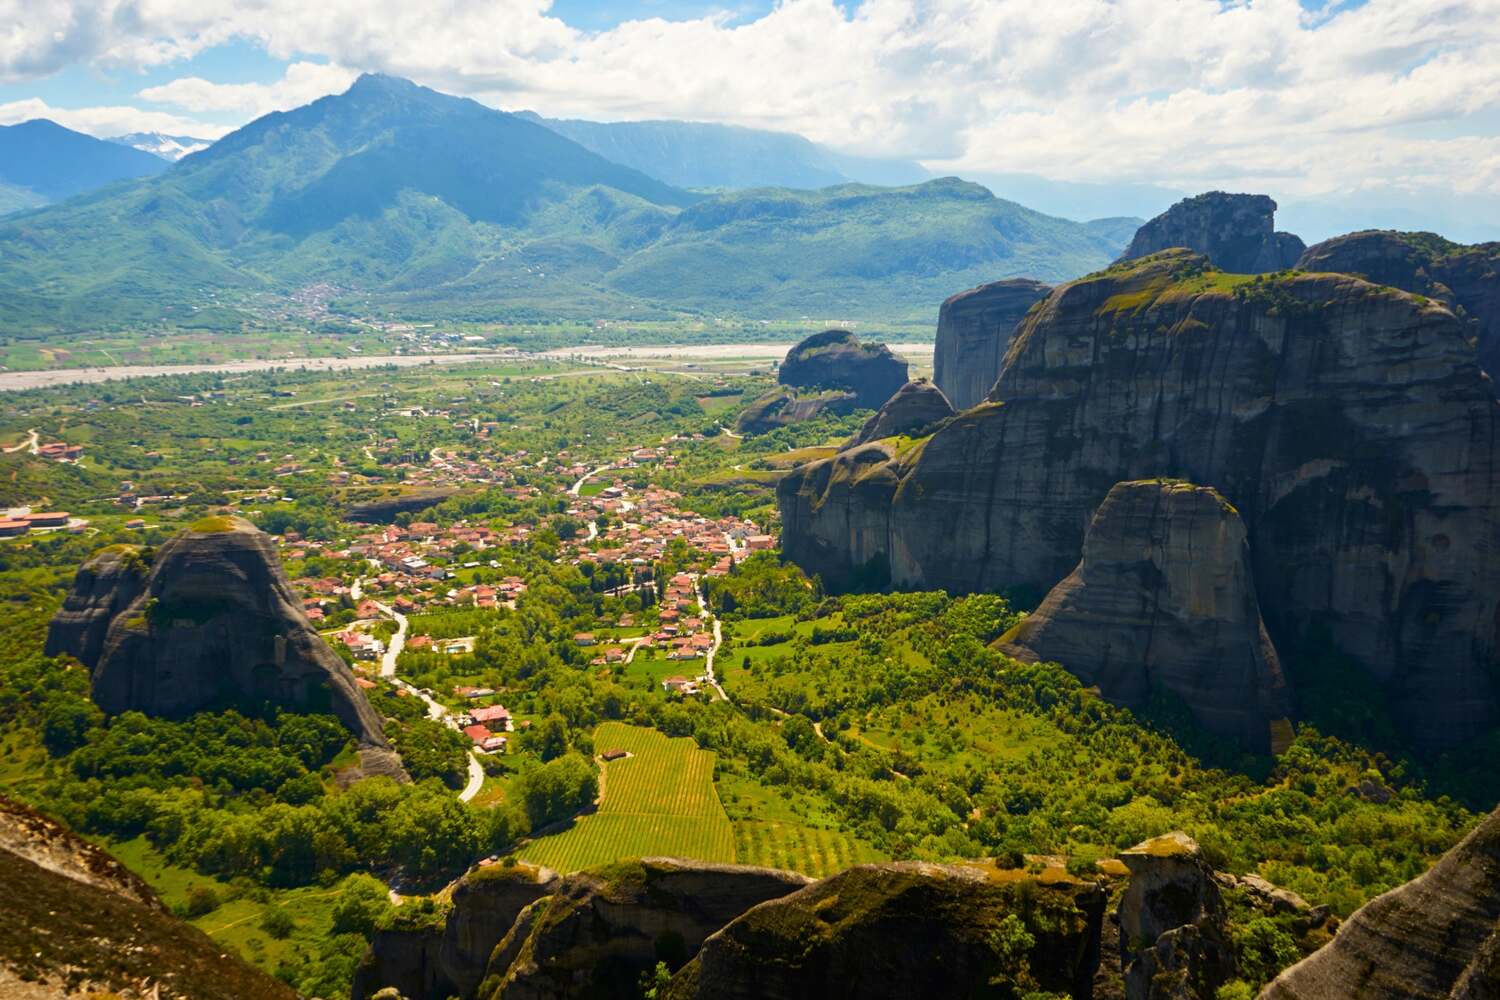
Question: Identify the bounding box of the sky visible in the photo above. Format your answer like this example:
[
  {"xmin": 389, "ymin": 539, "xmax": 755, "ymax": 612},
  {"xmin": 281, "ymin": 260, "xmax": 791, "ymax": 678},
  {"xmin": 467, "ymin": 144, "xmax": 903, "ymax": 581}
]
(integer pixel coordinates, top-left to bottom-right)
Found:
[{"xmin": 1, "ymin": 0, "xmax": 1498, "ymax": 234}]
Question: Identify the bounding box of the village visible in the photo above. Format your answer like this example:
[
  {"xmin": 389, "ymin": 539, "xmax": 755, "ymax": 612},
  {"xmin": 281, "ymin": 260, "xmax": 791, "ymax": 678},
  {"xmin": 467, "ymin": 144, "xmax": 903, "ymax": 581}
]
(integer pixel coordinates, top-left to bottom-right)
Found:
[{"xmin": 278, "ymin": 432, "xmax": 767, "ymax": 759}]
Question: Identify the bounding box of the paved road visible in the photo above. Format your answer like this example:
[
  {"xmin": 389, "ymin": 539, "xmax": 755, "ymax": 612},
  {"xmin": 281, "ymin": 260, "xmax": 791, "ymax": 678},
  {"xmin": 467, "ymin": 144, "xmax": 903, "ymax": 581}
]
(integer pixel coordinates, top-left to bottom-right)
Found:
[
  {"xmin": 373, "ymin": 599, "xmax": 408, "ymax": 679},
  {"xmin": 694, "ymin": 578, "xmax": 729, "ymax": 701},
  {"xmin": 568, "ymin": 463, "xmax": 612, "ymax": 496},
  {"xmin": 364, "ymin": 587, "xmax": 485, "ymax": 803}
]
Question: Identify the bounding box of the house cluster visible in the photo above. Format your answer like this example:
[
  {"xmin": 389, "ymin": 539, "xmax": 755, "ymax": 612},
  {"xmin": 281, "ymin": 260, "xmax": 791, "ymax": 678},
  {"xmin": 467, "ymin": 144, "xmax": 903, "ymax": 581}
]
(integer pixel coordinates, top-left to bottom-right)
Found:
[
  {"xmin": 37, "ymin": 441, "xmax": 83, "ymax": 462},
  {"xmin": 0, "ymin": 510, "xmax": 79, "ymax": 538},
  {"xmin": 458, "ymin": 701, "xmax": 512, "ymax": 753},
  {"xmin": 566, "ymin": 482, "xmax": 769, "ymax": 579}
]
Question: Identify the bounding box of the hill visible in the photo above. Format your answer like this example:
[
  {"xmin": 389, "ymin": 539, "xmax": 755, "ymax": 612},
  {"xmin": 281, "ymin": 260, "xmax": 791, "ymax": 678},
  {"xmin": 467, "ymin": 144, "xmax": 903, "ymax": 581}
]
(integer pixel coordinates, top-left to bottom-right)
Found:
[
  {"xmin": 0, "ymin": 76, "xmax": 1126, "ymax": 332},
  {"xmin": 0, "ymin": 119, "xmax": 166, "ymax": 209}
]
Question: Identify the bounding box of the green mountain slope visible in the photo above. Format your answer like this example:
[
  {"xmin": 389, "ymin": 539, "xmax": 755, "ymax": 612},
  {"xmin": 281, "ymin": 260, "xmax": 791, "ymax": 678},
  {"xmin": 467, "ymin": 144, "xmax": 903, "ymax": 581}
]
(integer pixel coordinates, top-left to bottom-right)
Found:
[{"xmin": 0, "ymin": 75, "xmax": 1127, "ymax": 333}]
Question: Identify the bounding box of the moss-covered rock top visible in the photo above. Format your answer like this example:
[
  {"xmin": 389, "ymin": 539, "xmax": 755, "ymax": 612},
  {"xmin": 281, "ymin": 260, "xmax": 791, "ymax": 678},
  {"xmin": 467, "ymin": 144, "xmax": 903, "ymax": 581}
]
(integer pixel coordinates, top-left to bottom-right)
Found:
[{"xmin": 187, "ymin": 514, "xmax": 253, "ymax": 533}]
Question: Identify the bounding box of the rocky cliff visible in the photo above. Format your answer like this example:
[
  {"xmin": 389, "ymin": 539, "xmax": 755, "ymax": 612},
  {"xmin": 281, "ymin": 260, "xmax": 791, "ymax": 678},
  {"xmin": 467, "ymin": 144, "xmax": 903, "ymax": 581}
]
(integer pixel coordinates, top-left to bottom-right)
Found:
[
  {"xmin": 486, "ymin": 858, "xmax": 811, "ymax": 1000},
  {"xmin": 778, "ymin": 250, "xmax": 1500, "ymax": 751},
  {"xmin": 845, "ymin": 379, "xmax": 954, "ymax": 448},
  {"xmin": 354, "ymin": 864, "xmax": 559, "ymax": 1000},
  {"xmin": 1259, "ymin": 803, "xmax": 1500, "ymax": 1000},
  {"xmin": 735, "ymin": 387, "xmax": 859, "ymax": 435},
  {"xmin": 1122, "ymin": 193, "xmax": 1303, "ymax": 273},
  {"xmin": 1297, "ymin": 230, "xmax": 1500, "ymax": 380},
  {"xmin": 933, "ymin": 278, "xmax": 1052, "ymax": 409},
  {"xmin": 778, "ymin": 329, "xmax": 909, "ymax": 409},
  {"xmin": 1000, "ymin": 480, "xmax": 1291, "ymax": 750},
  {"xmin": 1118, "ymin": 833, "xmax": 1235, "ymax": 1000},
  {"xmin": 46, "ymin": 517, "xmax": 401, "ymax": 773},
  {"xmin": 0, "ymin": 795, "xmax": 297, "ymax": 1000},
  {"xmin": 664, "ymin": 861, "xmax": 1106, "ymax": 1000}
]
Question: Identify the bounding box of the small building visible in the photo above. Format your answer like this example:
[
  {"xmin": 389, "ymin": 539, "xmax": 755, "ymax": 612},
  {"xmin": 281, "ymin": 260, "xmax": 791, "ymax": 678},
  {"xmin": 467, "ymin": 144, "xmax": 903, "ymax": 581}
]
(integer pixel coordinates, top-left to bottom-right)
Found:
[
  {"xmin": 746, "ymin": 534, "xmax": 775, "ymax": 551},
  {"xmin": 662, "ymin": 675, "xmax": 699, "ymax": 694},
  {"xmin": 23, "ymin": 511, "xmax": 69, "ymax": 528},
  {"xmin": 601, "ymin": 748, "xmax": 629, "ymax": 762},
  {"xmin": 573, "ymin": 632, "xmax": 596, "ymax": 646},
  {"xmin": 463, "ymin": 724, "xmax": 493, "ymax": 745},
  {"xmin": 471, "ymin": 704, "xmax": 511, "ymax": 727},
  {"xmin": 0, "ymin": 519, "xmax": 29, "ymax": 537}
]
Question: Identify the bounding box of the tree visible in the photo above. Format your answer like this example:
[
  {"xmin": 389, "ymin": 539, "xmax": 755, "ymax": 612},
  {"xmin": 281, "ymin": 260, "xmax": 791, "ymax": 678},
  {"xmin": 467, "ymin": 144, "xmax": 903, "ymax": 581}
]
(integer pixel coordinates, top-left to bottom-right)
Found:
[
  {"xmin": 531, "ymin": 714, "xmax": 571, "ymax": 762},
  {"xmin": 517, "ymin": 754, "xmax": 598, "ymax": 828},
  {"xmin": 330, "ymin": 873, "xmax": 393, "ymax": 936},
  {"xmin": 260, "ymin": 905, "xmax": 295, "ymax": 939}
]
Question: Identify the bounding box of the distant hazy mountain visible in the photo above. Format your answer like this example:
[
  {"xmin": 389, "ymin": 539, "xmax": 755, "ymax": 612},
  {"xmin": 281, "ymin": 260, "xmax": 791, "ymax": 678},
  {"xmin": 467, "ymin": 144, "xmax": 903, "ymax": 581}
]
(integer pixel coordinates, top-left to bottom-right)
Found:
[
  {"xmin": 0, "ymin": 75, "xmax": 1126, "ymax": 333},
  {"xmin": 0, "ymin": 120, "xmax": 166, "ymax": 208},
  {"xmin": 519, "ymin": 112, "xmax": 929, "ymax": 191},
  {"xmin": 108, "ymin": 131, "xmax": 214, "ymax": 161}
]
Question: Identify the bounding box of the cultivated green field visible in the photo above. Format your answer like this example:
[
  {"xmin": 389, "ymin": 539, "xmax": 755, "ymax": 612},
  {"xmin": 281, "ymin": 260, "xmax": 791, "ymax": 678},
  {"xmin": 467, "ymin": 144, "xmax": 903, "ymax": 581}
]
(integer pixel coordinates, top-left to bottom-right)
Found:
[
  {"xmin": 519, "ymin": 722, "xmax": 737, "ymax": 872},
  {"xmin": 733, "ymin": 820, "xmax": 884, "ymax": 877}
]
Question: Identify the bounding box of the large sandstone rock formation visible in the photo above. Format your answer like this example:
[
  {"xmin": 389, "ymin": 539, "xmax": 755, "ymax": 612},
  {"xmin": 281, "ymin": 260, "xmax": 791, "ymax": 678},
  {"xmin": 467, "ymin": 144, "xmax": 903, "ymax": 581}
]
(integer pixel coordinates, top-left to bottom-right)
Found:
[
  {"xmin": 1122, "ymin": 192, "xmax": 1303, "ymax": 273},
  {"xmin": 1000, "ymin": 480, "xmax": 1291, "ymax": 750},
  {"xmin": 1117, "ymin": 833, "xmax": 1235, "ymax": 1000},
  {"xmin": 777, "ymin": 329, "xmax": 909, "ymax": 409},
  {"xmin": 46, "ymin": 517, "xmax": 400, "ymax": 772},
  {"xmin": 933, "ymin": 278, "xmax": 1052, "ymax": 409},
  {"xmin": 0, "ymin": 795, "xmax": 296, "ymax": 1000},
  {"xmin": 664, "ymin": 861, "xmax": 1106, "ymax": 1000},
  {"xmin": 778, "ymin": 250, "xmax": 1500, "ymax": 751},
  {"xmin": 734, "ymin": 386, "xmax": 859, "ymax": 436},
  {"xmin": 845, "ymin": 378, "xmax": 954, "ymax": 448},
  {"xmin": 353, "ymin": 864, "xmax": 559, "ymax": 1000},
  {"xmin": 1259, "ymin": 803, "xmax": 1500, "ymax": 1000},
  {"xmin": 1297, "ymin": 230, "xmax": 1500, "ymax": 380},
  {"xmin": 487, "ymin": 858, "xmax": 811, "ymax": 1000}
]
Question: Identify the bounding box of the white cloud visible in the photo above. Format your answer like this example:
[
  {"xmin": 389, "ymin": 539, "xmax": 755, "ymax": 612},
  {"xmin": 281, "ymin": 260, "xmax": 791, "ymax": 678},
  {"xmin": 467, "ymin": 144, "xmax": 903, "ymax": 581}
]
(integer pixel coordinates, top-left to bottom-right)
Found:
[
  {"xmin": 138, "ymin": 62, "xmax": 358, "ymax": 116},
  {"xmin": 0, "ymin": 98, "xmax": 232, "ymax": 140},
  {"xmin": 4, "ymin": 0, "xmax": 1500, "ymax": 200}
]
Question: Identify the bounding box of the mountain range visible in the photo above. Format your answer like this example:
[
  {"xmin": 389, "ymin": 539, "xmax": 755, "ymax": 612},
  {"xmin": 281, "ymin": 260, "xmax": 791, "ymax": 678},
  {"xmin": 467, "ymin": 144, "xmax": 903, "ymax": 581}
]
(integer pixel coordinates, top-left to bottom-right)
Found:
[
  {"xmin": 0, "ymin": 74, "xmax": 1132, "ymax": 333},
  {"xmin": 0, "ymin": 119, "xmax": 167, "ymax": 215},
  {"xmin": 516, "ymin": 112, "xmax": 929, "ymax": 190},
  {"xmin": 108, "ymin": 131, "xmax": 214, "ymax": 161}
]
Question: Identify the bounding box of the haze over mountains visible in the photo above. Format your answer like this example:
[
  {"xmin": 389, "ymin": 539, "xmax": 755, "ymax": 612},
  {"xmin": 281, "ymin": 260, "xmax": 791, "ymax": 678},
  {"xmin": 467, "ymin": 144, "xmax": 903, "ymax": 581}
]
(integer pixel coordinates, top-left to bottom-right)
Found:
[
  {"xmin": 0, "ymin": 74, "xmax": 1131, "ymax": 333},
  {"xmin": 0, "ymin": 119, "xmax": 167, "ymax": 215}
]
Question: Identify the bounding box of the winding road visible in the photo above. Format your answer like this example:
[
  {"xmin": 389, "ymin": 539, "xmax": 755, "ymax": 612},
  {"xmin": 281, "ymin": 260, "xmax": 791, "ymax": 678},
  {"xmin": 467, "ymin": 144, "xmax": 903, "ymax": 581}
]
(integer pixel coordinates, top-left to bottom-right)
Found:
[
  {"xmin": 568, "ymin": 463, "xmax": 612, "ymax": 496},
  {"xmin": 3, "ymin": 428, "xmax": 38, "ymax": 455},
  {"xmin": 360, "ymin": 579, "xmax": 485, "ymax": 802}
]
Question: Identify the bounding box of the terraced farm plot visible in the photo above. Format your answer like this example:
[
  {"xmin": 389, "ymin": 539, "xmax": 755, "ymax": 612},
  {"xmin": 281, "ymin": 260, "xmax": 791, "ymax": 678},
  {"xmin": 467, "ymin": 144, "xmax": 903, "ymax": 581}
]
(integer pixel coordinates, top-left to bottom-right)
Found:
[
  {"xmin": 519, "ymin": 722, "xmax": 736, "ymax": 873},
  {"xmin": 732, "ymin": 820, "xmax": 885, "ymax": 877}
]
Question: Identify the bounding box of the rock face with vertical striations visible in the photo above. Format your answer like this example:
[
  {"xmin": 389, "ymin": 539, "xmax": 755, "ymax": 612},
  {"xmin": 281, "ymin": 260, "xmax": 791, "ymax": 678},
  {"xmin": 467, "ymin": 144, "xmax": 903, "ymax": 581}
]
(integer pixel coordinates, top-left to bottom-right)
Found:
[
  {"xmin": 46, "ymin": 516, "xmax": 402, "ymax": 774},
  {"xmin": 999, "ymin": 480, "xmax": 1291, "ymax": 750},
  {"xmin": 933, "ymin": 278, "xmax": 1052, "ymax": 409},
  {"xmin": 844, "ymin": 379, "xmax": 955, "ymax": 449},
  {"xmin": 1297, "ymin": 230, "xmax": 1500, "ymax": 381},
  {"xmin": 487, "ymin": 858, "xmax": 812, "ymax": 1000},
  {"xmin": 777, "ymin": 329, "xmax": 909, "ymax": 410},
  {"xmin": 353, "ymin": 864, "xmax": 559, "ymax": 1000},
  {"xmin": 1259, "ymin": 802, "xmax": 1500, "ymax": 1000},
  {"xmin": 778, "ymin": 250, "xmax": 1500, "ymax": 752},
  {"xmin": 663, "ymin": 861, "xmax": 1107, "ymax": 1000},
  {"xmin": 1121, "ymin": 192, "xmax": 1303, "ymax": 273}
]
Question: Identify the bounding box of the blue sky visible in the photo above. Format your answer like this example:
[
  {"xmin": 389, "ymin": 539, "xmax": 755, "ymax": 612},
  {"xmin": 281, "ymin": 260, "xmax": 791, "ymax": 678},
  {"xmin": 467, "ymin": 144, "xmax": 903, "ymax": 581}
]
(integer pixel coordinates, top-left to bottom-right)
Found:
[{"xmin": 0, "ymin": 0, "xmax": 1495, "ymax": 238}]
